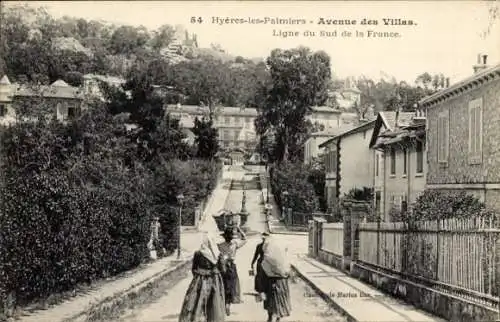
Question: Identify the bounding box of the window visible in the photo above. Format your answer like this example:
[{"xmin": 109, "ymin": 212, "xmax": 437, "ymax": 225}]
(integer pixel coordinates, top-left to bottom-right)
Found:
[
  {"xmin": 224, "ymin": 116, "xmax": 230, "ymax": 124},
  {"xmin": 67, "ymin": 107, "xmax": 76, "ymax": 118},
  {"xmin": 401, "ymin": 194, "xmax": 408, "ymax": 213},
  {"xmin": 390, "ymin": 147, "xmax": 396, "ymax": 175},
  {"xmin": 375, "ymin": 192, "xmax": 381, "ymax": 216},
  {"xmin": 375, "ymin": 154, "xmax": 379, "ymax": 177},
  {"xmin": 402, "ymin": 148, "xmax": 407, "ymax": 175},
  {"xmin": 56, "ymin": 103, "xmax": 63, "ymax": 121},
  {"xmin": 0, "ymin": 104, "xmax": 5, "ymax": 117},
  {"xmin": 468, "ymin": 98, "xmax": 483, "ymax": 164},
  {"xmin": 437, "ymin": 111, "xmax": 449, "ymax": 164},
  {"xmin": 416, "ymin": 140, "xmax": 424, "ymax": 174}
]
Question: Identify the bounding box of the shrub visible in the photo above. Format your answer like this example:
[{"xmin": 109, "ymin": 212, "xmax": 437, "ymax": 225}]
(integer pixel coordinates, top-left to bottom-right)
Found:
[
  {"xmin": 0, "ymin": 108, "xmax": 222, "ymax": 309},
  {"xmin": 409, "ymin": 190, "xmax": 492, "ymax": 223},
  {"xmin": 270, "ymin": 162, "xmax": 319, "ymax": 213}
]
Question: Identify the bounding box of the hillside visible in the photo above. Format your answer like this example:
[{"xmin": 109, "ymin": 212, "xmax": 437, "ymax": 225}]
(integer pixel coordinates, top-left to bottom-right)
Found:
[{"xmin": 0, "ymin": 4, "xmax": 249, "ymax": 81}]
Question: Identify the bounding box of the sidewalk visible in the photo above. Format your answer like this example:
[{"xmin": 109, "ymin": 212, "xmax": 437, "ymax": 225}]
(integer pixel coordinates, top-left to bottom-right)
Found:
[
  {"xmin": 17, "ymin": 233, "xmax": 202, "ymax": 322},
  {"xmin": 291, "ymin": 254, "xmax": 445, "ymax": 322}
]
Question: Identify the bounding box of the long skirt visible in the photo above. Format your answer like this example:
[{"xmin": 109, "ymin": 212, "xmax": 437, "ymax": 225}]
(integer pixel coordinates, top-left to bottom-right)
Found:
[
  {"xmin": 221, "ymin": 260, "xmax": 242, "ymax": 304},
  {"xmin": 263, "ymin": 275, "xmax": 291, "ymax": 318},
  {"xmin": 179, "ymin": 272, "xmax": 225, "ymax": 322},
  {"xmin": 254, "ymin": 263, "xmax": 265, "ymax": 293}
]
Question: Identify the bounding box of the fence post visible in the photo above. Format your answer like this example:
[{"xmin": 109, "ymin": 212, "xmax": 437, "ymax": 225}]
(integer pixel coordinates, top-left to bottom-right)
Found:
[
  {"xmin": 342, "ymin": 200, "xmax": 352, "ymax": 271},
  {"xmin": 436, "ymin": 219, "xmax": 440, "ymax": 281},
  {"xmin": 377, "ymin": 214, "xmax": 381, "ymax": 266}
]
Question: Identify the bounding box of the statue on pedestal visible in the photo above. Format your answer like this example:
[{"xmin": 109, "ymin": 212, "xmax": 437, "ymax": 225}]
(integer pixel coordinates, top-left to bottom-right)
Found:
[{"xmin": 241, "ymin": 190, "xmax": 247, "ymax": 214}]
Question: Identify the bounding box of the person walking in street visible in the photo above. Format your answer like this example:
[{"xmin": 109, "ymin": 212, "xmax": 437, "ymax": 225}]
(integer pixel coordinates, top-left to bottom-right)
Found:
[
  {"xmin": 179, "ymin": 233, "xmax": 225, "ymax": 322},
  {"xmin": 260, "ymin": 237, "xmax": 292, "ymax": 322},
  {"xmin": 218, "ymin": 226, "xmax": 247, "ymax": 316},
  {"xmin": 251, "ymin": 232, "xmax": 269, "ymax": 296}
]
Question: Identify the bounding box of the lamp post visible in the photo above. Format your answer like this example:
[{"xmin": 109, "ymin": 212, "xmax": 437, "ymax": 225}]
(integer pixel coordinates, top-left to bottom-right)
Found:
[
  {"xmin": 176, "ymin": 193, "xmax": 184, "ymax": 259},
  {"xmin": 266, "ymin": 166, "xmax": 270, "ymax": 203},
  {"xmin": 282, "ymin": 191, "xmax": 289, "ymax": 221}
]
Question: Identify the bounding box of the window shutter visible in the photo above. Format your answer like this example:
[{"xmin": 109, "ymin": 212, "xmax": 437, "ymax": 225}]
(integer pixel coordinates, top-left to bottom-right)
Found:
[
  {"xmin": 469, "ymin": 107, "xmax": 476, "ymax": 155},
  {"xmin": 468, "ymin": 98, "xmax": 483, "ymax": 163},
  {"xmin": 475, "ymin": 106, "xmax": 481, "ymax": 156},
  {"xmin": 438, "ymin": 117, "xmax": 442, "ymax": 161},
  {"xmin": 444, "ymin": 116, "xmax": 449, "ymax": 160}
]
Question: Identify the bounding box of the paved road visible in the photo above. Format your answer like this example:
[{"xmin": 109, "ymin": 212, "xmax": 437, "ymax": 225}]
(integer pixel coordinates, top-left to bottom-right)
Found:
[{"xmin": 119, "ymin": 170, "xmax": 345, "ymax": 322}]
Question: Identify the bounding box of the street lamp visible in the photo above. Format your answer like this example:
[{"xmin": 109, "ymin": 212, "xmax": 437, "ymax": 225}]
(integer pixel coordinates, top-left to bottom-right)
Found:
[
  {"xmin": 176, "ymin": 193, "xmax": 184, "ymax": 259},
  {"xmin": 266, "ymin": 167, "xmax": 270, "ymax": 203},
  {"xmin": 282, "ymin": 191, "xmax": 289, "ymax": 221}
]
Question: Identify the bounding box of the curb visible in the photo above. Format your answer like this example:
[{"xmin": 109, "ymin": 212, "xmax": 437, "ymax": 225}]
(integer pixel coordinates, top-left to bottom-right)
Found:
[
  {"xmin": 269, "ymin": 230, "xmax": 308, "ymax": 236},
  {"xmin": 65, "ymin": 258, "xmax": 192, "ymax": 322},
  {"xmin": 290, "ymin": 264, "xmax": 357, "ymax": 322}
]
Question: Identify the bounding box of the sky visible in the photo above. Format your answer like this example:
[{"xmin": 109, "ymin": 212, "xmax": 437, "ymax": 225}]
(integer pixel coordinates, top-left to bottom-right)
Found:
[{"xmin": 9, "ymin": 1, "xmax": 500, "ymax": 84}]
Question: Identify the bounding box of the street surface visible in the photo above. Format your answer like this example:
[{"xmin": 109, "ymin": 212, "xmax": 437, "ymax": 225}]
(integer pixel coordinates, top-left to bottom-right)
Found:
[{"xmin": 119, "ymin": 168, "xmax": 346, "ymax": 321}]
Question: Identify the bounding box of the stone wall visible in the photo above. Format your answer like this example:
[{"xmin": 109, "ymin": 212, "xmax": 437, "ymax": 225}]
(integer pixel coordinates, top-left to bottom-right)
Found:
[
  {"xmin": 350, "ymin": 262, "xmax": 498, "ymax": 322},
  {"xmin": 308, "ymin": 200, "xmax": 500, "ymax": 322},
  {"xmin": 427, "ymin": 79, "xmax": 500, "ymax": 184}
]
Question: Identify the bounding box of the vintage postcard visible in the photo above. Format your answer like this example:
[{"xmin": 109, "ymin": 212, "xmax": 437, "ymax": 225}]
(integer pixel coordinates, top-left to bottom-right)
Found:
[{"xmin": 0, "ymin": 1, "xmax": 499, "ymax": 321}]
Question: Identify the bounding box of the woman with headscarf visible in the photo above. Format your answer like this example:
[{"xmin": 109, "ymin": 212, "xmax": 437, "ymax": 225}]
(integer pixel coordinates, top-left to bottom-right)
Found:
[
  {"xmin": 179, "ymin": 233, "xmax": 225, "ymax": 322},
  {"xmin": 260, "ymin": 237, "xmax": 292, "ymax": 322},
  {"xmin": 218, "ymin": 225, "xmax": 247, "ymax": 316}
]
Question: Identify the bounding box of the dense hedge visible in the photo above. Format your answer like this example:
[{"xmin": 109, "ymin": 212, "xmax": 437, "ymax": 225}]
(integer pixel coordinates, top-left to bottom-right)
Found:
[
  {"xmin": 269, "ymin": 161, "xmax": 319, "ymax": 214},
  {"xmin": 0, "ymin": 114, "xmax": 221, "ymax": 309},
  {"xmin": 391, "ymin": 190, "xmax": 494, "ymax": 223}
]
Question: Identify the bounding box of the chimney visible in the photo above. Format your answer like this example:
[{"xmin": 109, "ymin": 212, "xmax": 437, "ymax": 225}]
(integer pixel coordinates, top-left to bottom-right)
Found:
[
  {"xmin": 473, "ymin": 53, "xmax": 488, "ymax": 73},
  {"xmin": 445, "ymin": 78, "xmax": 450, "ymax": 88}
]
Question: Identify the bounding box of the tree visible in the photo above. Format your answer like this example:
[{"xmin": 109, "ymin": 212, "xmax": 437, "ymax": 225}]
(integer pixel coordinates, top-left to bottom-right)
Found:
[
  {"xmin": 192, "ymin": 117, "xmax": 219, "ymax": 160},
  {"xmin": 256, "ymin": 47, "xmax": 332, "ymax": 163},
  {"xmin": 150, "ymin": 24, "xmax": 176, "ymax": 51},
  {"xmin": 168, "ymin": 57, "xmax": 231, "ymax": 120},
  {"xmin": 108, "ymin": 25, "xmax": 150, "ymax": 56}
]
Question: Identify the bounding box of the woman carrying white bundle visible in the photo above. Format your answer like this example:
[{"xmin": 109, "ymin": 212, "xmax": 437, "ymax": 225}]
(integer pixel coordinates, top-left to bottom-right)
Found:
[{"xmin": 260, "ymin": 237, "xmax": 292, "ymax": 322}]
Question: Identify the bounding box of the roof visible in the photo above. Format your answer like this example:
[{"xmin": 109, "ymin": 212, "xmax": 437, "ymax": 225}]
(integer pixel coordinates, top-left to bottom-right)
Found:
[
  {"xmin": 0, "ymin": 75, "xmax": 11, "ymax": 85},
  {"xmin": 51, "ymin": 80, "xmax": 70, "ymax": 87},
  {"xmin": 310, "ymin": 125, "xmax": 354, "ymax": 137},
  {"xmin": 14, "ymin": 83, "xmax": 83, "ymax": 99},
  {"xmin": 419, "ymin": 63, "xmax": 500, "ymax": 108},
  {"xmin": 310, "ymin": 106, "xmax": 342, "ymax": 113},
  {"xmin": 165, "ymin": 104, "xmax": 258, "ymax": 116},
  {"xmin": 370, "ymin": 111, "xmax": 426, "ymax": 148},
  {"xmin": 379, "ymin": 111, "xmax": 416, "ymax": 131},
  {"xmin": 83, "ymin": 74, "xmax": 126, "ymax": 84},
  {"xmin": 319, "ymin": 120, "xmax": 376, "ymax": 148},
  {"xmin": 373, "ymin": 126, "xmax": 425, "ymax": 148}
]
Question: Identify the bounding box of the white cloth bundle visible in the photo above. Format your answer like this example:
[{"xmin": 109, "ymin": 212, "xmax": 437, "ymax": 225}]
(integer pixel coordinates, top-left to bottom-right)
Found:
[{"xmin": 261, "ymin": 239, "xmax": 291, "ymax": 278}]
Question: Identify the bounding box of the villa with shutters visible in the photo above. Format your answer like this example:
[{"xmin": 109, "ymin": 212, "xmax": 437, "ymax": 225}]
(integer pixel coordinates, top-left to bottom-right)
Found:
[
  {"xmin": 420, "ymin": 56, "xmax": 500, "ymax": 212},
  {"xmin": 369, "ymin": 110, "xmax": 427, "ymax": 221}
]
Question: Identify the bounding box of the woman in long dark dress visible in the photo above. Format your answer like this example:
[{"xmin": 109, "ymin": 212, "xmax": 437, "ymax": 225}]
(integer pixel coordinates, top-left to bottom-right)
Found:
[
  {"xmin": 251, "ymin": 232, "xmax": 269, "ymax": 294},
  {"xmin": 261, "ymin": 237, "xmax": 292, "ymax": 322},
  {"xmin": 179, "ymin": 233, "xmax": 225, "ymax": 322},
  {"xmin": 218, "ymin": 226, "xmax": 247, "ymax": 316}
]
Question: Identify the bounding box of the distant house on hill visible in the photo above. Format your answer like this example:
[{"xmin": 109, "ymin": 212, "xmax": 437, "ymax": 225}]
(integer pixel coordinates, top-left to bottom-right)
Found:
[
  {"xmin": 52, "ymin": 37, "xmax": 92, "ymax": 56},
  {"xmin": 0, "ymin": 76, "xmax": 85, "ymax": 124}
]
